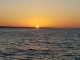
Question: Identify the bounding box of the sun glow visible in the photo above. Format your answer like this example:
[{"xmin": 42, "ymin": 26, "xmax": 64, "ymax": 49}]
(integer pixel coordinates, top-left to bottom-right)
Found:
[{"xmin": 36, "ymin": 25, "xmax": 39, "ymax": 28}]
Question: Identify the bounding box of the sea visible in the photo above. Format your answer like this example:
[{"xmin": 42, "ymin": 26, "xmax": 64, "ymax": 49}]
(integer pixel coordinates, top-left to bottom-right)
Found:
[{"xmin": 0, "ymin": 28, "xmax": 80, "ymax": 60}]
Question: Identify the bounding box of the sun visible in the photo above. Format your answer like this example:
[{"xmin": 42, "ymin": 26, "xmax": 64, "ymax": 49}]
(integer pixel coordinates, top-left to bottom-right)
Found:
[{"xmin": 35, "ymin": 25, "xmax": 39, "ymax": 28}]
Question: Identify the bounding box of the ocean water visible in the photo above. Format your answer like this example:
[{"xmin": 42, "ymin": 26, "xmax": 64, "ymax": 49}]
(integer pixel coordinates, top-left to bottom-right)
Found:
[{"xmin": 0, "ymin": 28, "xmax": 80, "ymax": 60}]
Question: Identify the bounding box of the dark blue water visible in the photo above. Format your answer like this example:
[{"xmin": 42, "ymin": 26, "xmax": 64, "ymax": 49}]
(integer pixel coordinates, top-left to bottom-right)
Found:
[{"xmin": 0, "ymin": 28, "xmax": 80, "ymax": 60}]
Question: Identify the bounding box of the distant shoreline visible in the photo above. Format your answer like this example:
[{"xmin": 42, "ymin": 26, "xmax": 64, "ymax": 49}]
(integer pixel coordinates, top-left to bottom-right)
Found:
[
  {"xmin": 0, "ymin": 26, "xmax": 80, "ymax": 29},
  {"xmin": 0, "ymin": 26, "xmax": 53, "ymax": 29},
  {"xmin": 0, "ymin": 26, "xmax": 34, "ymax": 28}
]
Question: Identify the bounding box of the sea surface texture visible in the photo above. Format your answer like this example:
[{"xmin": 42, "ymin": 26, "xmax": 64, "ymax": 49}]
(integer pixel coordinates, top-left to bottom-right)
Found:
[{"xmin": 0, "ymin": 28, "xmax": 80, "ymax": 60}]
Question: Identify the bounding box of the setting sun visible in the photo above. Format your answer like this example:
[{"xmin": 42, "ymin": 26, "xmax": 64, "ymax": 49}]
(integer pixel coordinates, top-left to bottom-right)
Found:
[{"xmin": 36, "ymin": 25, "xmax": 39, "ymax": 28}]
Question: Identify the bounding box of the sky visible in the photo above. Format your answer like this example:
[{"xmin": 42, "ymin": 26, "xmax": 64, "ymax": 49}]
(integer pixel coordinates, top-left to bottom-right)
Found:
[{"xmin": 0, "ymin": 0, "xmax": 80, "ymax": 28}]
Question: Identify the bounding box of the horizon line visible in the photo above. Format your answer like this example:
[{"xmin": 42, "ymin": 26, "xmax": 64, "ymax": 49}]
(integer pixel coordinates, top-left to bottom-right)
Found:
[{"xmin": 0, "ymin": 26, "xmax": 80, "ymax": 29}]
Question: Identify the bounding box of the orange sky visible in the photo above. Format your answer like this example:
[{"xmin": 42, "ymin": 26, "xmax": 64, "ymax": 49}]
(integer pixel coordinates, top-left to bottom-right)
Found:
[{"xmin": 0, "ymin": 0, "xmax": 80, "ymax": 28}]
